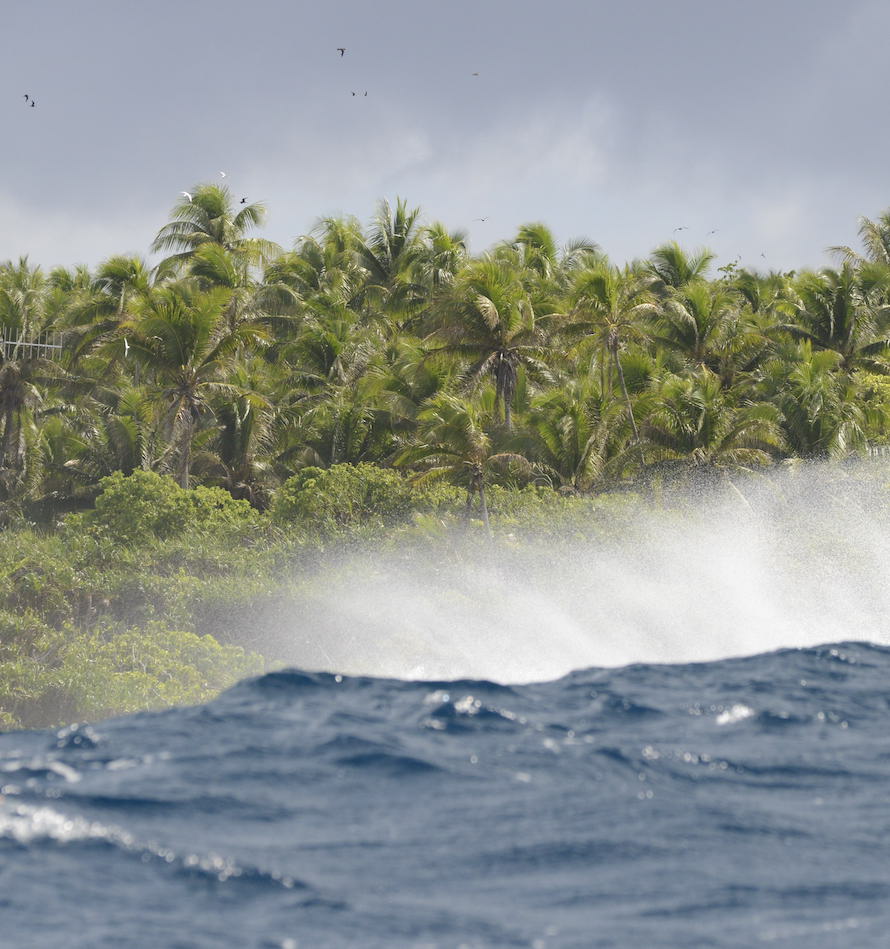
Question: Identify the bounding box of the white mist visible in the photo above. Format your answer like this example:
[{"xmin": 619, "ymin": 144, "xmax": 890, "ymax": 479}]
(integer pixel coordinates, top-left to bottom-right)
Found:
[{"xmin": 273, "ymin": 462, "xmax": 890, "ymax": 683}]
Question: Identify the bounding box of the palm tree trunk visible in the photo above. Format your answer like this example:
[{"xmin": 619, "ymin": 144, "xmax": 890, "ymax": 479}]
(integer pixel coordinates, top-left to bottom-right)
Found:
[
  {"xmin": 477, "ymin": 480, "xmax": 491, "ymax": 536},
  {"xmin": 177, "ymin": 415, "xmax": 193, "ymax": 489},
  {"xmin": 1, "ymin": 404, "xmax": 17, "ymax": 469},
  {"xmin": 613, "ymin": 347, "xmax": 645, "ymax": 468}
]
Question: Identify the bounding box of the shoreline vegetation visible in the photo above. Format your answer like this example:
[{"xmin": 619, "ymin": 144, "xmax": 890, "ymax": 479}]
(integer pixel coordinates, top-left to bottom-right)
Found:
[{"xmin": 2, "ymin": 191, "xmax": 890, "ymax": 728}]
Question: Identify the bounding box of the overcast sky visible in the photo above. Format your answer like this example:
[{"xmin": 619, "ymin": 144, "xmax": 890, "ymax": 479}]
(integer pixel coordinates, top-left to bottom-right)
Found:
[{"xmin": 2, "ymin": 0, "xmax": 888, "ymax": 274}]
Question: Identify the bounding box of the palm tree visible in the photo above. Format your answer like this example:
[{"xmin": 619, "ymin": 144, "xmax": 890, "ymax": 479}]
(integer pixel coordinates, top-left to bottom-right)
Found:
[
  {"xmin": 522, "ymin": 377, "xmax": 626, "ymax": 491},
  {"xmin": 397, "ymin": 393, "xmax": 528, "ymax": 531},
  {"xmin": 780, "ymin": 264, "xmax": 890, "ymax": 373},
  {"xmin": 123, "ymin": 286, "xmax": 269, "ymax": 487},
  {"xmin": 830, "ymin": 209, "xmax": 890, "ymax": 266},
  {"xmin": 429, "ymin": 256, "xmax": 550, "ymax": 428},
  {"xmin": 151, "ymin": 184, "xmax": 280, "ymax": 276},
  {"xmin": 651, "ymin": 279, "xmax": 772, "ymax": 392},
  {"xmin": 62, "ymin": 255, "xmax": 154, "ymax": 363},
  {"xmin": 192, "ymin": 365, "xmax": 276, "ymax": 507},
  {"xmin": 564, "ymin": 263, "xmax": 657, "ymax": 463},
  {"xmin": 646, "ymin": 241, "xmax": 715, "ymax": 293},
  {"xmin": 0, "ymin": 259, "xmax": 65, "ymax": 481},
  {"xmin": 642, "ymin": 368, "xmax": 784, "ymax": 475},
  {"xmin": 416, "ymin": 222, "xmax": 468, "ymax": 291},
  {"xmin": 353, "ymin": 198, "xmax": 428, "ymax": 330},
  {"xmin": 759, "ymin": 342, "xmax": 872, "ymax": 458}
]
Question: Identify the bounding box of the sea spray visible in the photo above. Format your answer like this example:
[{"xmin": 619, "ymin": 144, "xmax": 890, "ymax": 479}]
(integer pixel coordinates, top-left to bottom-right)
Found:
[{"xmin": 266, "ymin": 460, "xmax": 890, "ymax": 681}]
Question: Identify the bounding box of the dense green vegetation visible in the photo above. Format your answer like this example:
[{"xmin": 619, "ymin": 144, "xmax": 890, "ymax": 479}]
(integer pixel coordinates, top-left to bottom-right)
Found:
[{"xmin": 1, "ymin": 190, "xmax": 890, "ymax": 728}]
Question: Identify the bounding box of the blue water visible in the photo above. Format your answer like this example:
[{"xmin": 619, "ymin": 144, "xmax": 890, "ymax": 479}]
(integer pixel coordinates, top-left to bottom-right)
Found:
[{"xmin": 2, "ymin": 643, "xmax": 889, "ymax": 948}]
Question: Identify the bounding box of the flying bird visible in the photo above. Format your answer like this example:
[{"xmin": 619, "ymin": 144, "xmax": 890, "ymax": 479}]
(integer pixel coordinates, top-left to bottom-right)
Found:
[
  {"xmin": 30, "ymin": 100, "xmax": 35, "ymax": 108},
  {"xmin": 673, "ymin": 226, "xmax": 688, "ymax": 232},
  {"xmin": 473, "ymin": 217, "xmax": 488, "ymax": 222},
  {"xmin": 337, "ymin": 47, "xmax": 346, "ymax": 56},
  {"xmin": 219, "ymin": 171, "xmax": 226, "ymax": 178},
  {"xmin": 23, "ymin": 94, "xmax": 29, "ymax": 102},
  {"xmin": 240, "ymin": 197, "xmax": 247, "ymax": 204},
  {"xmin": 707, "ymin": 229, "xmax": 719, "ymax": 235},
  {"xmin": 471, "ymin": 72, "xmax": 480, "ymax": 76},
  {"xmin": 181, "ymin": 191, "xmax": 193, "ymax": 202}
]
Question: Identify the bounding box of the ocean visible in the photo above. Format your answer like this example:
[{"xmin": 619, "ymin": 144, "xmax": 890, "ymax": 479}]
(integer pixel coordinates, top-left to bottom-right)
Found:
[
  {"xmin": 2, "ymin": 643, "xmax": 889, "ymax": 948},
  {"xmin": 3, "ymin": 465, "xmax": 890, "ymax": 947}
]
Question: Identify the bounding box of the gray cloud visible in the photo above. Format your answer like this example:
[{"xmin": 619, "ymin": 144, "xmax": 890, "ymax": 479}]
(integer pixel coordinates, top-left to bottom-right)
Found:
[{"xmin": 1, "ymin": 0, "xmax": 887, "ymax": 272}]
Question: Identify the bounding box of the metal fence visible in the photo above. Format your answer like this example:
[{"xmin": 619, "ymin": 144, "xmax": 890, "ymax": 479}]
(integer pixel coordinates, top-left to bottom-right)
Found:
[{"xmin": 0, "ymin": 331, "xmax": 64, "ymax": 361}]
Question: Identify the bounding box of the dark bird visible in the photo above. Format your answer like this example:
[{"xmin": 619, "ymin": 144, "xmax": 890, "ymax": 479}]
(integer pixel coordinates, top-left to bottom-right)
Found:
[
  {"xmin": 337, "ymin": 47, "xmax": 346, "ymax": 56},
  {"xmin": 363, "ymin": 91, "xmax": 367, "ymax": 96},
  {"xmin": 23, "ymin": 94, "xmax": 29, "ymax": 102},
  {"xmin": 351, "ymin": 91, "xmax": 356, "ymax": 96},
  {"xmin": 240, "ymin": 197, "xmax": 247, "ymax": 204},
  {"xmin": 30, "ymin": 100, "xmax": 35, "ymax": 108},
  {"xmin": 673, "ymin": 226, "xmax": 688, "ymax": 232},
  {"xmin": 473, "ymin": 217, "xmax": 488, "ymax": 222},
  {"xmin": 472, "ymin": 72, "xmax": 480, "ymax": 76},
  {"xmin": 707, "ymin": 229, "xmax": 719, "ymax": 235}
]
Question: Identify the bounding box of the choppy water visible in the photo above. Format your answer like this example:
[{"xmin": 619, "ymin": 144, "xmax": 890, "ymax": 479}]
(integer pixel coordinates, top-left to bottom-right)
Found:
[{"xmin": 3, "ymin": 643, "xmax": 890, "ymax": 948}]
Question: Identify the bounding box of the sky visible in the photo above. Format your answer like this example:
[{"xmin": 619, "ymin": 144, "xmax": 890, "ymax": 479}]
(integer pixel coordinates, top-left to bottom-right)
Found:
[{"xmin": 1, "ymin": 0, "xmax": 888, "ymax": 274}]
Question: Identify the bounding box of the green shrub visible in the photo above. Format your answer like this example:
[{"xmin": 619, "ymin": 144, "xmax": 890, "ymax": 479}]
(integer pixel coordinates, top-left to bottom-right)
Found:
[
  {"xmin": 0, "ymin": 625, "xmax": 264, "ymax": 729},
  {"xmin": 270, "ymin": 464, "xmax": 460, "ymax": 534},
  {"xmin": 78, "ymin": 470, "xmax": 259, "ymax": 546}
]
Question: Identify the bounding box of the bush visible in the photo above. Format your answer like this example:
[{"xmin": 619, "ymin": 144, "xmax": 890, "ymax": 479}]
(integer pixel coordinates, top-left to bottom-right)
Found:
[
  {"xmin": 270, "ymin": 464, "xmax": 460, "ymax": 534},
  {"xmin": 78, "ymin": 470, "xmax": 260, "ymax": 546},
  {"xmin": 0, "ymin": 625, "xmax": 264, "ymax": 729}
]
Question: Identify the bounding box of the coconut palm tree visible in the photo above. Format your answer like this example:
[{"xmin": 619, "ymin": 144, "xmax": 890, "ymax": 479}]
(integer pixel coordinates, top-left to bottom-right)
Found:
[
  {"xmin": 428, "ymin": 256, "xmax": 550, "ymax": 428},
  {"xmin": 0, "ymin": 259, "xmax": 66, "ymax": 482},
  {"xmin": 643, "ymin": 368, "xmax": 784, "ymax": 475},
  {"xmin": 397, "ymin": 393, "xmax": 528, "ymax": 531},
  {"xmin": 780, "ymin": 264, "xmax": 890, "ymax": 373},
  {"xmin": 830, "ymin": 209, "xmax": 890, "ymax": 266},
  {"xmin": 151, "ymin": 184, "xmax": 280, "ymax": 276},
  {"xmin": 522, "ymin": 377, "xmax": 627, "ymax": 491},
  {"xmin": 651, "ymin": 279, "xmax": 771, "ymax": 393},
  {"xmin": 760, "ymin": 342, "xmax": 872, "ymax": 458},
  {"xmin": 192, "ymin": 365, "xmax": 276, "ymax": 506},
  {"xmin": 646, "ymin": 242, "xmax": 715, "ymax": 293},
  {"xmin": 564, "ymin": 263, "xmax": 658, "ymax": 463},
  {"xmin": 123, "ymin": 286, "xmax": 269, "ymax": 487}
]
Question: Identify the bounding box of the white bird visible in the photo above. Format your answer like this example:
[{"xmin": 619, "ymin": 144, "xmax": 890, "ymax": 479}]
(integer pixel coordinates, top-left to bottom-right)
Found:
[
  {"xmin": 181, "ymin": 191, "xmax": 193, "ymax": 202},
  {"xmin": 123, "ymin": 337, "xmax": 130, "ymax": 356},
  {"xmin": 219, "ymin": 171, "xmax": 226, "ymax": 178}
]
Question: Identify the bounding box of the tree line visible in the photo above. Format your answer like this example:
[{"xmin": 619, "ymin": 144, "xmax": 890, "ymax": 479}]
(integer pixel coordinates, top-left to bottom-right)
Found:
[{"xmin": 3, "ymin": 186, "xmax": 890, "ymax": 523}]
